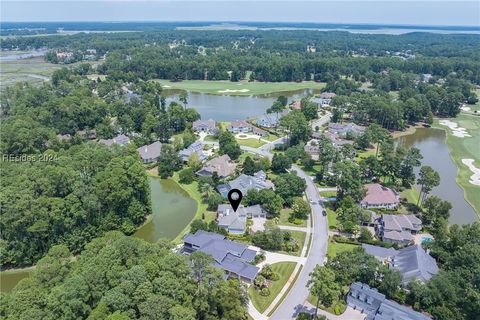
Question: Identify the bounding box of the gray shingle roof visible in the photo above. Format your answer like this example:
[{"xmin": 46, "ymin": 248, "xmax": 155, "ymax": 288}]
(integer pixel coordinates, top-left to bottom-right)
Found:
[
  {"xmin": 192, "ymin": 119, "xmax": 216, "ymax": 131},
  {"xmin": 179, "ymin": 141, "xmax": 207, "ymax": 162},
  {"xmin": 99, "ymin": 134, "xmax": 130, "ymax": 147},
  {"xmin": 362, "ymin": 244, "xmax": 439, "ymax": 285},
  {"xmin": 196, "ymin": 154, "xmax": 237, "ymax": 178},
  {"xmin": 216, "ymin": 171, "xmax": 274, "ymax": 197},
  {"xmin": 137, "ymin": 141, "xmax": 162, "ymax": 162},
  {"xmin": 348, "ymin": 282, "xmax": 431, "ymax": 320},
  {"xmin": 183, "ymin": 231, "xmax": 259, "ymax": 281},
  {"xmin": 392, "ymin": 245, "xmax": 439, "ymax": 285}
]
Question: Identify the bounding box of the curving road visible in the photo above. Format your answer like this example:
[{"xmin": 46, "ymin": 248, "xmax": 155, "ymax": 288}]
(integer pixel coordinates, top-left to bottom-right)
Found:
[{"xmin": 204, "ymin": 137, "xmax": 329, "ymax": 319}]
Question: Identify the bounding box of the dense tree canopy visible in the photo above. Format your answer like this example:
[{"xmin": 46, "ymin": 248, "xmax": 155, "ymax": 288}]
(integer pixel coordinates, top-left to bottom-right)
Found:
[
  {"xmin": 0, "ymin": 232, "xmax": 249, "ymax": 320},
  {"xmin": 0, "ymin": 144, "xmax": 150, "ymax": 267}
]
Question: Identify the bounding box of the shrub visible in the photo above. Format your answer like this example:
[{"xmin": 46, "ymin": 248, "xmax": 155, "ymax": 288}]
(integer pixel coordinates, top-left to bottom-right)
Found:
[
  {"xmin": 260, "ymin": 288, "xmax": 270, "ymax": 296},
  {"xmin": 270, "ymin": 272, "xmax": 280, "ymax": 281}
]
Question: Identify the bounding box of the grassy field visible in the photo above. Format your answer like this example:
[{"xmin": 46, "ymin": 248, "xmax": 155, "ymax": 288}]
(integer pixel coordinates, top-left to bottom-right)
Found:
[
  {"xmin": 154, "ymin": 79, "xmax": 326, "ymax": 96},
  {"xmin": 248, "ymin": 262, "xmax": 297, "ymax": 313},
  {"xmin": 279, "ymin": 231, "xmax": 307, "ymax": 257},
  {"xmin": 433, "ymin": 114, "xmax": 480, "ymax": 216},
  {"xmin": 277, "ymin": 208, "xmax": 308, "ymax": 227},
  {"xmin": 0, "ymin": 57, "xmax": 95, "ymax": 90},
  {"xmin": 319, "ymin": 190, "xmax": 337, "ymax": 198},
  {"xmin": 326, "ymin": 208, "xmax": 339, "ymax": 229},
  {"xmin": 327, "ymin": 237, "xmax": 359, "ymax": 258},
  {"xmin": 236, "ymin": 138, "xmax": 266, "ymax": 148}
]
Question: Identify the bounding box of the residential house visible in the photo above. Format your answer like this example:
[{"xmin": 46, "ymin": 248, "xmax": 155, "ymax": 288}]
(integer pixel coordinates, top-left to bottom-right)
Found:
[
  {"xmin": 216, "ymin": 171, "xmax": 274, "ymax": 197},
  {"xmin": 56, "ymin": 133, "xmax": 72, "ymax": 142},
  {"xmin": 217, "ymin": 204, "xmax": 267, "ymax": 234},
  {"xmin": 192, "ymin": 119, "xmax": 217, "ymax": 133},
  {"xmin": 196, "ymin": 154, "xmax": 237, "ymax": 178},
  {"xmin": 137, "ymin": 141, "xmax": 162, "ymax": 163},
  {"xmin": 183, "ymin": 231, "xmax": 259, "ymax": 283},
  {"xmin": 98, "ymin": 134, "xmax": 131, "ymax": 147},
  {"xmin": 179, "ymin": 141, "xmax": 207, "ymax": 162},
  {"xmin": 304, "ymin": 139, "xmax": 320, "ymax": 160},
  {"xmin": 319, "ymin": 92, "xmax": 337, "ymax": 99},
  {"xmin": 228, "ymin": 120, "xmax": 252, "ymax": 133},
  {"xmin": 328, "ymin": 123, "xmax": 366, "ymax": 138},
  {"xmin": 362, "ymin": 244, "xmax": 439, "ymax": 285},
  {"xmin": 347, "ymin": 282, "xmax": 431, "ymax": 320},
  {"xmin": 376, "ymin": 214, "xmax": 422, "ymax": 245},
  {"xmin": 256, "ymin": 110, "xmax": 289, "ymax": 128},
  {"xmin": 228, "ymin": 120, "xmax": 268, "ymax": 137},
  {"xmin": 360, "ymin": 184, "xmax": 400, "ymax": 210}
]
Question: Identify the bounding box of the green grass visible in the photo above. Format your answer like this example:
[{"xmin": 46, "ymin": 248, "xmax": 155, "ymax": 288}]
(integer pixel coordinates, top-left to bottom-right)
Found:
[
  {"xmin": 433, "ymin": 114, "xmax": 480, "ymax": 216},
  {"xmin": 327, "ymin": 237, "xmax": 359, "ymax": 258},
  {"xmin": 248, "ymin": 262, "xmax": 297, "ymax": 313},
  {"xmin": 0, "ymin": 57, "xmax": 95, "ymax": 90},
  {"xmin": 401, "ymin": 187, "xmax": 421, "ymax": 206},
  {"xmin": 277, "ymin": 208, "xmax": 308, "ymax": 227},
  {"xmin": 265, "ymin": 134, "xmax": 281, "ymax": 142},
  {"xmin": 267, "ymin": 264, "xmax": 303, "ymax": 317},
  {"xmin": 154, "ymin": 79, "xmax": 326, "ymax": 96},
  {"xmin": 326, "ymin": 208, "xmax": 339, "ymax": 229},
  {"xmin": 171, "ymin": 172, "xmax": 216, "ymax": 243},
  {"xmin": 204, "ymin": 135, "xmax": 218, "ymax": 142},
  {"xmin": 279, "ymin": 231, "xmax": 307, "ymax": 257},
  {"xmin": 319, "ymin": 190, "xmax": 337, "ymax": 198},
  {"xmin": 236, "ymin": 138, "xmax": 266, "ymax": 148}
]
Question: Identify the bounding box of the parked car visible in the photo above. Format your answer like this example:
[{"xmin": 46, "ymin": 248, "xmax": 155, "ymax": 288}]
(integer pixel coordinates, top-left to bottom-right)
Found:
[{"xmin": 322, "ymin": 210, "xmax": 327, "ymax": 216}]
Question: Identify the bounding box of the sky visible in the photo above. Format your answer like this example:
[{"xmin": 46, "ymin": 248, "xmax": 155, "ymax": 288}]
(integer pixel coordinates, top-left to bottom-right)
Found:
[{"xmin": 1, "ymin": 0, "xmax": 479, "ymax": 27}]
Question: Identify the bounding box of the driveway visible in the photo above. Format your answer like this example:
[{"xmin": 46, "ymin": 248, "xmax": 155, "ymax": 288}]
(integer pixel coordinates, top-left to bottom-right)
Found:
[{"xmin": 302, "ymin": 302, "xmax": 366, "ymax": 320}]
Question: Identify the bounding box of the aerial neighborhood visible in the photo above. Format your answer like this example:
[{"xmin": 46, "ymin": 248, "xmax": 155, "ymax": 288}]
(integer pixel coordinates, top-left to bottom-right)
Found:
[{"xmin": 1, "ymin": 17, "xmax": 478, "ymax": 320}]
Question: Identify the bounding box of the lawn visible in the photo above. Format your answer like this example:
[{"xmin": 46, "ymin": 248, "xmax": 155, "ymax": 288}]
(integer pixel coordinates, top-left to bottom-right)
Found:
[
  {"xmin": 248, "ymin": 262, "xmax": 297, "ymax": 313},
  {"xmin": 326, "ymin": 208, "xmax": 339, "ymax": 229},
  {"xmin": 433, "ymin": 114, "xmax": 480, "ymax": 216},
  {"xmin": 319, "ymin": 190, "xmax": 337, "ymax": 198},
  {"xmin": 327, "ymin": 237, "xmax": 359, "ymax": 258},
  {"xmin": 236, "ymin": 138, "xmax": 266, "ymax": 148},
  {"xmin": 279, "ymin": 230, "xmax": 307, "ymax": 257},
  {"xmin": 154, "ymin": 79, "xmax": 326, "ymax": 96},
  {"xmin": 277, "ymin": 208, "xmax": 308, "ymax": 227}
]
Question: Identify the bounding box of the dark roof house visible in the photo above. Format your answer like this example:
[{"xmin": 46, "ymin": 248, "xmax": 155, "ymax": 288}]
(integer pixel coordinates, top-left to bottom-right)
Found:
[
  {"xmin": 362, "ymin": 244, "xmax": 439, "ymax": 285},
  {"xmin": 328, "ymin": 123, "xmax": 366, "ymax": 138},
  {"xmin": 183, "ymin": 231, "xmax": 259, "ymax": 282},
  {"xmin": 377, "ymin": 214, "xmax": 422, "ymax": 245},
  {"xmin": 216, "ymin": 171, "xmax": 274, "ymax": 197},
  {"xmin": 256, "ymin": 110, "xmax": 289, "ymax": 128},
  {"xmin": 347, "ymin": 282, "xmax": 431, "ymax": 320},
  {"xmin": 137, "ymin": 141, "xmax": 162, "ymax": 163},
  {"xmin": 179, "ymin": 141, "xmax": 207, "ymax": 162},
  {"xmin": 99, "ymin": 134, "xmax": 131, "ymax": 147}
]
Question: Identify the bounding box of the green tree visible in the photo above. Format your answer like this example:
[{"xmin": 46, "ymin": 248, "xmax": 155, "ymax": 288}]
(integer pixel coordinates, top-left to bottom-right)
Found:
[
  {"xmin": 158, "ymin": 144, "xmax": 182, "ymax": 178},
  {"xmin": 417, "ymin": 166, "xmax": 440, "ymax": 205},
  {"xmin": 218, "ymin": 130, "xmax": 241, "ymax": 160},
  {"xmin": 271, "ymin": 153, "xmax": 292, "ymax": 173},
  {"xmin": 292, "ymin": 197, "xmax": 310, "ymax": 219},
  {"xmin": 308, "ymin": 266, "xmax": 340, "ymax": 318},
  {"xmin": 179, "ymin": 167, "xmax": 196, "ymax": 184}
]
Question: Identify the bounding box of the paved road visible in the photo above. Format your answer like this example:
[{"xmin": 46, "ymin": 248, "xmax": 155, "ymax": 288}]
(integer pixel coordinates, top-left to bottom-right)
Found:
[
  {"xmin": 204, "ymin": 138, "xmax": 330, "ymax": 319},
  {"xmin": 269, "ymin": 164, "xmax": 329, "ymax": 320}
]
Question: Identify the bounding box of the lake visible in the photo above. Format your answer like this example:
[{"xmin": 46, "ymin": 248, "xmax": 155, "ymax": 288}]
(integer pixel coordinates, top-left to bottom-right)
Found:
[
  {"xmin": 134, "ymin": 176, "xmax": 197, "ymax": 242},
  {"xmin": 0, "ymin": 270, "xmax": 30, "ymax": 292},
  {"xmin": 164, "ymin": 89, "xmax": 318, "ymax": 121},
  {"xmin": 397, "ymin": 127, "xmax": 478, "ymax": 225}
]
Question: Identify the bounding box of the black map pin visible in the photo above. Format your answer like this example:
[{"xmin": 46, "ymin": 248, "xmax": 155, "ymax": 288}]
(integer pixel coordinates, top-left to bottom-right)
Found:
[{"xmin": 227, "ymin": 189, "xmax": 243, "ymax": 212}]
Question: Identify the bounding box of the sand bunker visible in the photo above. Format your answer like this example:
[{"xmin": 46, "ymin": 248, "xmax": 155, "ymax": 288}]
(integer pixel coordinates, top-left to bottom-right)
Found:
[
  {"xmin": 439, "ymin": 120, "xmax": 471, "ymax": 138},
  {"xmin": 461, "ymin": 106, "xmax": 471, "ymax": 112},
  {"xmin": 162, "ymin": 85, "xmax": 171, "ymax": 88},
  {"xmin": 462, "ymin": 159, "xmax": 480, "ymax": 186},
  {"xmin": 217, "ymin": 89, "xmax": 250, "ymax": 93}
]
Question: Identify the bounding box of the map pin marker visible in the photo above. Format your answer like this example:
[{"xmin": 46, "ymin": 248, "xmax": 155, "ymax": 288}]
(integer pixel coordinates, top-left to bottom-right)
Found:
[{"xmin": 227, "ymin": 189, "xmax": 243, "ymax": 212}]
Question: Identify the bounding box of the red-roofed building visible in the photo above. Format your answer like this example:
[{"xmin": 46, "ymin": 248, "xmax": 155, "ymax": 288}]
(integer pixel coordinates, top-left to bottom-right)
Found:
[{"xmin": 360, "ymin": 183, "xmax": 400, "ymax": 209}]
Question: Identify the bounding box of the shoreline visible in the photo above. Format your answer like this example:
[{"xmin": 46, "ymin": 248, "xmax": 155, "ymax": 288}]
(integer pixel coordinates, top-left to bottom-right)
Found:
[{"xmin": 432, "ymin": 115, "xmax": 480, "ymax": 218}]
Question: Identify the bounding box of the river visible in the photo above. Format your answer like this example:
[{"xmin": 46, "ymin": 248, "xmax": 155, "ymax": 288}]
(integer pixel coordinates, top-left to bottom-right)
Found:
[
  {"xmin": 397, "ymin": 127, "xmax": 478, "ymax": 225},
  {"xmin": 164, "ymin": 89, "xmax": 318, "ymax": 121}
]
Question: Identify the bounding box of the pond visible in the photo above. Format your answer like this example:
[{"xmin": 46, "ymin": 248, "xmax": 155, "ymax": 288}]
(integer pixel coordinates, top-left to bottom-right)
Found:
[
  {"xmin": 397, "ymin": 127, "xmax": 478, "ymax": 225},
  {"xmin": 133, "ymin": 176, "xmax": 197, "ymax": 242},
  {"xmin": 1, "ymin": 176, "xmax": 197, "ymax": 292},
  {"xmin": 164, "ymin": 89, "xmax": 319, "ymax": 121},
  {"xmin": 0, "ymin": 270, "xmax": 30, "ymax": 292}
]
